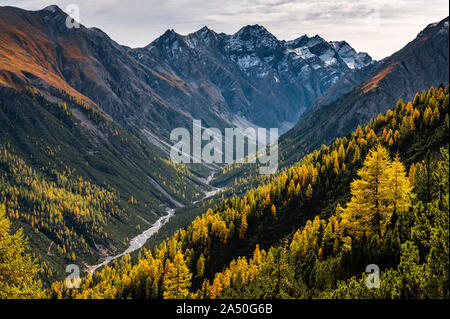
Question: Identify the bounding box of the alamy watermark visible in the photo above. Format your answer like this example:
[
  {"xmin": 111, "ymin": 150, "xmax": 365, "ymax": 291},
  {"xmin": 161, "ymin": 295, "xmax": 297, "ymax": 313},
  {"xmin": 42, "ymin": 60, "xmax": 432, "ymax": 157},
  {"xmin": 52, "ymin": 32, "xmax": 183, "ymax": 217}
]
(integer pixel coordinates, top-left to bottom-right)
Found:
[
  {"xmin": 65, "ymin": 4, "xmax": 80, "ymax": 29},
  {"xmin": 365, "ymin": 264, "xmax": 380, "ymax": 288},
  {"xmin": 65, "ymin": 264, "xmax": 81, "ymax": 289},
  {"xmin": 170, "ymin": 120, "xmax": 278, "ymax": 174}
]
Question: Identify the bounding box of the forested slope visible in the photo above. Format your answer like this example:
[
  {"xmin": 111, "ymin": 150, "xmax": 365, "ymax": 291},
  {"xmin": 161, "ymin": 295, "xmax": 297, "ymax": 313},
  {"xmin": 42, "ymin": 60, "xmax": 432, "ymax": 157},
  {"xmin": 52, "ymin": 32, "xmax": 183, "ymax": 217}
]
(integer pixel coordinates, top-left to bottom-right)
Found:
[
  {"xmin": 0, "ymin": 86, "xmax": 207, "ymax": 281},
  {"xmin": 48, "ymin": 85, "xmax": 448, "ymax": 299}
]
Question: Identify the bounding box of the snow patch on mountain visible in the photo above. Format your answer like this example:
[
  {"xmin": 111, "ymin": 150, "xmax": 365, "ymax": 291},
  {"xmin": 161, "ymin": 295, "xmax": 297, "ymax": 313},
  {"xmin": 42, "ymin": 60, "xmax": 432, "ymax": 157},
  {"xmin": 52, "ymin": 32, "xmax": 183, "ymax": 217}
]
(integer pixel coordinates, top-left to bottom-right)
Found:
[
  {"xmin": 437, "ymin": 21, "xmax": 449, "ymax": 36},
  {"xmin": 319, "ymin": 48, "xmax": 338, "ymax": 66},
  {"xmin": 138, "ymin": 24, "xmax": 376, "ymax": 130},
  {"xmin": 330, "ymin": 41, "xmax": 372, "ymax": 69},
  {"xmin": 234, "ymin": 54, "xmax": 261, "ymax": 70},
  {"xmin": 287, "ymin": 47, "xmax": 315, "ymax": 60}
]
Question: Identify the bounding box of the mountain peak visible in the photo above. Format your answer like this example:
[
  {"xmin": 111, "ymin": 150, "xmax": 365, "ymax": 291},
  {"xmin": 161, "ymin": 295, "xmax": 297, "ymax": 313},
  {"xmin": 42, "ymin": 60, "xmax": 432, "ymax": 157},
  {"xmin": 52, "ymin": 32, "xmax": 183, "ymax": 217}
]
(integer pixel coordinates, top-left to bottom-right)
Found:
[
  {"xmin": 163, "ymin": 28, "xmax": 177, "ymax": 36},
  {"xmin": 156, "ymin": 28, "xmax": 180, "ymax": 43},
  {"xmin": 329, "ymin": 40, "xmax": 373, "ymax": 69},
  {"xmin": 193, "ymin": 25, "xmax": 217, "ymax": 38},
  {"xmin": 197, "ymin": 26, "xmax": 210, "ymax": 32},
  {"xmin": 42, "ymin": 5, "xmax": 61, "ymax": 12},
  {"xmin": 235, "ymin": 24, "xmax": 274, "ymax": 38},
  {"xmin": 286, "ymin": 34, "xmax": 326, "ymax": 49},
  {"xmin": 40, "ymin": 4, "xmax": 67, "ymax": 17},
  {"xmin": 190, "ymin": 26, "xmax": 219, "ymax": 46},
  {"xmin": 241, "ymin": 24, "xmax": 266, "ymax": 31},
  {"xmin": 416, "ymin": 16, "xmax": 449, "ymax": 40}
]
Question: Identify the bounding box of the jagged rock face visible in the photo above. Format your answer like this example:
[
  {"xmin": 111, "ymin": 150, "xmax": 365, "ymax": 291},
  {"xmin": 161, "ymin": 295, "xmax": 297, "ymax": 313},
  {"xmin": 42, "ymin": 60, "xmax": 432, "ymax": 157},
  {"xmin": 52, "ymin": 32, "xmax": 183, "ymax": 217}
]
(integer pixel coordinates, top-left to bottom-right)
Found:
[
  {"xmin": 0, "ymin": 5, "xmax": 375, "ymax": 137},
  {"xmin": 0, "ymin": 5, "xmax": 212, "ymax": 140},
  {"xmin": 134, "ymin": 25, "xmax": 375, "ymax": 132},
  {"xmin": 279, "ymin": 17, "xmax": 449, "ymax": 166},
  {"xmin": 330, "ymin": 41, "xmax": 372, "ymax": 70},
  {"xmin": 0, "ymin": 5, "xmax": 234, "ymax": 142}
]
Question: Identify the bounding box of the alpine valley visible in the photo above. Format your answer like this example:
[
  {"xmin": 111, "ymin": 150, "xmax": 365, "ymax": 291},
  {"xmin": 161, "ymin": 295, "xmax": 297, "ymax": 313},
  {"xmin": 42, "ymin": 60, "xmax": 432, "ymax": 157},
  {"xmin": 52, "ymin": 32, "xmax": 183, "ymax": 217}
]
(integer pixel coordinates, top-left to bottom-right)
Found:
[{"xmin": 0, "ymin": 4, "xmax": 448, "ymax": 300}]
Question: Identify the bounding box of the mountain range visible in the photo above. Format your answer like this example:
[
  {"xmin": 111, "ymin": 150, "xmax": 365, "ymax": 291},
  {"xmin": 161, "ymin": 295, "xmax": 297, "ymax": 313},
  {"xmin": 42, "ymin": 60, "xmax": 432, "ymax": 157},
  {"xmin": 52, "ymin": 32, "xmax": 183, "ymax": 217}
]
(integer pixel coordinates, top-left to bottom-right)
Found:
[
  {"xmin": 0, "ymin": 4, "xmax": 376, "ymax": 137},
  {"xmin": 278, "ymin": 17, "xmax": 449, "ymax": 165},
  {"xmin": 0, "ymin": 4, "xmax": 448, "ymax": 281}
]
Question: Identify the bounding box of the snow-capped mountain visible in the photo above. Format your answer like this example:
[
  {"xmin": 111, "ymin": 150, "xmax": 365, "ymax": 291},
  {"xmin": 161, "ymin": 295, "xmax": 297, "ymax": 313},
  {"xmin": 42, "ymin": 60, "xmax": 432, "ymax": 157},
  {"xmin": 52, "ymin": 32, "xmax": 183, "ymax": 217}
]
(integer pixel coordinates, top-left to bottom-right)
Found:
[
  {"xmin": 278, "ymin": 17, "xmax": 449, "ymax": 166},
  {"xmin": 133, "ymin": 24, "xmax": 375, "ymax": 132},
  {"xmin": 329, "ymin": 41, "xmax": 372, "ymax": 69},
  {"xmin": 0, "ymin": 4, "xmax": 377, "ymax": 138}
]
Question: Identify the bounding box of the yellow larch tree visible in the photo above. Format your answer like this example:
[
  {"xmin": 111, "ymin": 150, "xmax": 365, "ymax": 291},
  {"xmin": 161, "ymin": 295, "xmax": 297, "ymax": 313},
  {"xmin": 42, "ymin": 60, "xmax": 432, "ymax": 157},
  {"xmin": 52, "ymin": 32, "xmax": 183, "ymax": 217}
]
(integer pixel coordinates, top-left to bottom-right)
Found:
[
  {"xmin": 162, "ymin": 251, "xmax": 192, "ymax": 299},
  {"xmin": 341, "ymin": 145, "xmax": 392, "ymax": 238}
]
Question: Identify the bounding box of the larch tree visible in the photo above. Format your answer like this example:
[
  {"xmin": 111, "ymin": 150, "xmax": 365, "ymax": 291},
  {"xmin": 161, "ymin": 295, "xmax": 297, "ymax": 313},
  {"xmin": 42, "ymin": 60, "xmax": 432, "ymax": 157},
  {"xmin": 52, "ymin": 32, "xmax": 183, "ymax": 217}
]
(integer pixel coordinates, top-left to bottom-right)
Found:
[
  {"xmin": 341, "ymin": 145, "xmax": 392, "ymax": 238},
  {"xmin": 388, "ymin": 153, "xmax": 412, "ymax": 217},
  {"xmin": 271, "ymin": 204, "xmax": 277, "ymax": 216},
  {"xmin": 162, "ymin": 251, "xmax": 192, "ymax": 299},
  {"xmin": 305, "ymin": 184, "xmax": 313, "ymax": 199},
  {"xmin": 414, "ymin": 151, "xmax": 438, "ymax": 204},
  {"xmin": 0, "ymin": 205, "xmax": 43, "ymax": 299},
  {"xmin": 239, "ymin": 214, "xmax": 248, "ymax": 239},
  {"xmin": 352, "ymin": 146, "xmax": 361, "ymax": 164},
  {"xmin": 196, "ymin": 254, "xmax": 205, "ymax": 278}
]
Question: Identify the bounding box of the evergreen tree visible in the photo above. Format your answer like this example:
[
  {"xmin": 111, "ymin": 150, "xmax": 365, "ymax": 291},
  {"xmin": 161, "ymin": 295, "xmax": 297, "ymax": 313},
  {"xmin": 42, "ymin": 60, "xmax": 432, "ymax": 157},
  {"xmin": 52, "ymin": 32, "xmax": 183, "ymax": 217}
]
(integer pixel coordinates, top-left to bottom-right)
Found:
[
  {"xmin": 163, "ymin": 251, "xmax": 192, "ymax": 299},
  {"xmin": 342, "ymin": 145, "xmax": 392, "ymax": 238},
  {"xmin": 388, "ymin": 153, "xmax": 412, "ymax": 219},
  {"xmin": 196, "ymin": 254, "xmax": 205, "ymax": 278},
  {"xmin": 0, "ymin": 205, "xmax": 43, "ymax": 298},
  {"xmin": 421, "ymin": 149, "xmax": 449, "ymax": 298}
]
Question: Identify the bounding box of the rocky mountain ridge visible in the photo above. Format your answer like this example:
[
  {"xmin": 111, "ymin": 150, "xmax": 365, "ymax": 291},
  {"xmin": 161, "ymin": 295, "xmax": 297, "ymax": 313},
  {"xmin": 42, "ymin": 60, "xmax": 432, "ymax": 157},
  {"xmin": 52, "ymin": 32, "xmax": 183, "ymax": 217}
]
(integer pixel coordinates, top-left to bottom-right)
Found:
[{"xmin": 1, "ymin": 5, "xmax": 374, "ymax": 139}]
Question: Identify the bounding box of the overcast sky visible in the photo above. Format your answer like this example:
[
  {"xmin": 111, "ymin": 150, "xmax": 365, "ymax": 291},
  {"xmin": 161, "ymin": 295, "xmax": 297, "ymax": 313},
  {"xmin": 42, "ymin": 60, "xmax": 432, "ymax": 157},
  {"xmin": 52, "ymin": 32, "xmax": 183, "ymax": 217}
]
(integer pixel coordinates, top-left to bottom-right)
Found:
[{"xmin": 1, "ymin": 0, "xmax": 448, "ymax": 59}]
